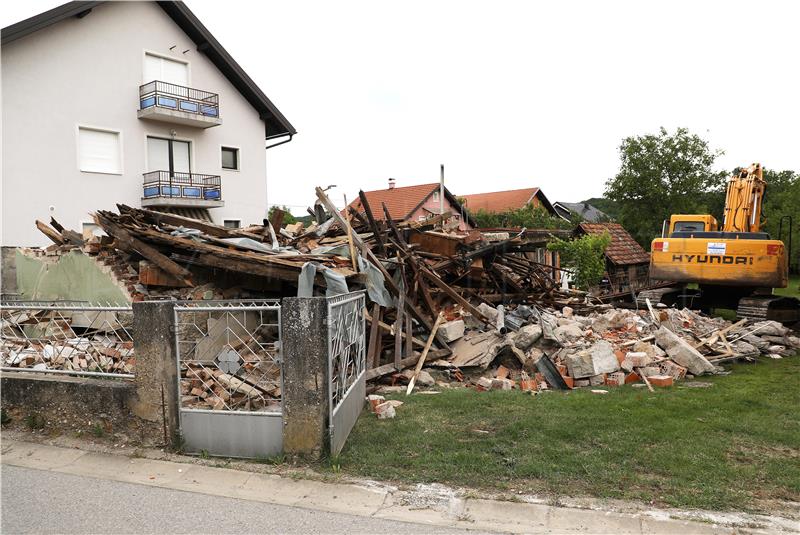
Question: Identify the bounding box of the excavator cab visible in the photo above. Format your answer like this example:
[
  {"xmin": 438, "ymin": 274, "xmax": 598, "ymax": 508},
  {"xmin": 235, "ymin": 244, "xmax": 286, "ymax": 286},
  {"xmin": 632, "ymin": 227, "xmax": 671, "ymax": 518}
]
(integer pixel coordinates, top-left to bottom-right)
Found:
[{"xmin": 662, "ymin": 215, "xmax": 718, "ymax": 237}]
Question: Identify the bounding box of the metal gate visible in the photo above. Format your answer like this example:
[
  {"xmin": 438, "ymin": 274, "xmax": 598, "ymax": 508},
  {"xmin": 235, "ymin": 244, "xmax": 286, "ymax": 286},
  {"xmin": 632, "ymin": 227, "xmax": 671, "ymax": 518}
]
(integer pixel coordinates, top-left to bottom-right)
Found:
[
  {"xmin": 174, "ymin": 300, "xmax": 282, "ymax": 458},
  {"xmin": 327, "ymin": 292, "xmax": 367, "ymax": 456}
]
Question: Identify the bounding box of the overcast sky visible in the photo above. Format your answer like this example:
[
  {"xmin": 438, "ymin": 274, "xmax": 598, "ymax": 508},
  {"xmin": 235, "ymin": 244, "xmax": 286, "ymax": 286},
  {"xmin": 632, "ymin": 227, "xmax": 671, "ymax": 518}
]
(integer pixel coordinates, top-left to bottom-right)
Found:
[{"xmin": 4, "ymin": 1, "xmax": 799, "ymax": 214}]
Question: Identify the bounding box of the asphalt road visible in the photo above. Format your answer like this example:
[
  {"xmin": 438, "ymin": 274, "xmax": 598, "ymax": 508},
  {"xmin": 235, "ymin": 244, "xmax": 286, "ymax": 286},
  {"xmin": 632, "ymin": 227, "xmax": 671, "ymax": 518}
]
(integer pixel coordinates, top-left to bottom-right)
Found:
[{"xmin": 1, "ymin": 465, "xmax": 484, "ymax": 534}]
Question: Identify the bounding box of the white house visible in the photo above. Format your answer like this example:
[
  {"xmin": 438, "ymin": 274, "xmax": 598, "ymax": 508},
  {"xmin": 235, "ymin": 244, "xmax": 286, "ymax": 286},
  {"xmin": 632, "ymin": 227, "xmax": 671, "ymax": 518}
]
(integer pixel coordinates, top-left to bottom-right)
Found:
[{"xmin": 1, "ymin": 0, "xmax": 295, "ymax": 247}]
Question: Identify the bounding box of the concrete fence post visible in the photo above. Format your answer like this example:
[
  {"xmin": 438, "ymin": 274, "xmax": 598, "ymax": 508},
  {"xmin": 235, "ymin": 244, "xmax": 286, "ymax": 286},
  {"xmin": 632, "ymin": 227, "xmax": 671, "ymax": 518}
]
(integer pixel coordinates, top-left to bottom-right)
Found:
[
  {"xmin": 130, "ymin": 300, "xmax": 179, "ymax": 447},
  {"xmin": 281, "ymin": 297, "xmax": 329, "ymax": 459}
]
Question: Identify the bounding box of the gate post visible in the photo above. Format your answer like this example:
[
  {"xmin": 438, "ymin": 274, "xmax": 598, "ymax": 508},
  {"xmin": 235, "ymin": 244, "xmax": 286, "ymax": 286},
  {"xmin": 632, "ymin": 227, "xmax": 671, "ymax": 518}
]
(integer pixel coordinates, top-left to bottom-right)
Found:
[
  {"xmin": 130, "ymin": 300, "xmax": 179, "ymax": 447},
  {"xmin": 281, "ymin": 297, "xmax": 328, "ymax": 459}
]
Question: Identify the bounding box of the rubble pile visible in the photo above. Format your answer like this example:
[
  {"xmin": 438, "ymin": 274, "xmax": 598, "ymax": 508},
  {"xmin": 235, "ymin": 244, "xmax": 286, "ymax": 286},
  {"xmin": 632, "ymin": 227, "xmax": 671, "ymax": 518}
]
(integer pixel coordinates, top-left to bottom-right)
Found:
[
  {"xmin": 25, "ymin": 188, "xmax": 799, "ymax": 393},
  {"xmin": 0, "ymin": 309, "xmax": 134, "ymax": 374},
  {"xmin": 373, "ymin": 304, "xmax": 800, "ymax": 395}
]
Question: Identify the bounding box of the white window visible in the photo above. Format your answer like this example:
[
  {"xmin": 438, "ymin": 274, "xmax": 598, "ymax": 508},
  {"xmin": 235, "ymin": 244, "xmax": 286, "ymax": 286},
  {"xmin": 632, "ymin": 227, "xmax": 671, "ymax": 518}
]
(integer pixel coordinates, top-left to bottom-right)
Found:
[
  {"xmin": 147, "ymin": 137, "xmax": 191, "ymax": 174},
  {"xmin": 432, "ymin": 191, "xmax": 440, "ymax": 202},
  {"xmin": 77, "ymin": 127, "xmax": 122, "ymax": 174},
  {"xmin": 144, "ymin": 52, "xmax": 189, "ymax": 86},
  {"xmin": 221, "ymin": 147, "xmax": 239, "ymax": 170},
  {"xmin": 224, "ymin": 219, "xmax": 241, "ymax": 229}
]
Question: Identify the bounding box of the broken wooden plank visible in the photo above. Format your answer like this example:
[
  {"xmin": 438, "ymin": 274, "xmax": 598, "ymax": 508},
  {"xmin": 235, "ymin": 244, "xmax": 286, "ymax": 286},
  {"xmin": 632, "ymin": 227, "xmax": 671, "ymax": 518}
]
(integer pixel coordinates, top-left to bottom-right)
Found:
[
  {"xmin": 406, "ymin": 312, "xmax": 444, "ymax": 395},
  {"xmin": 420, "ymin": 267, "xmax": 490, "ymax": 324},
  {"xmin": 35, "ymin": 220, "xmax": 64, "ymax": 245},
  {"xmin": 358, "ymin": 189, "xmax": 386, "ymax": 256}
]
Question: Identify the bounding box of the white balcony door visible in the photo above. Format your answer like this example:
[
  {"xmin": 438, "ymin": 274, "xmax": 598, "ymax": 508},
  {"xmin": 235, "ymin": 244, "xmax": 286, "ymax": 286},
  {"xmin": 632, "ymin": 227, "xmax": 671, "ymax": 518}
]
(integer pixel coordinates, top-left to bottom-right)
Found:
[
  {"xmin": 144, "ymin": 53, "xmax": 188, "ymax": 86},
  {"xmin": 147, "ymin": 137, "xmax": 191, "ymax": 175}
]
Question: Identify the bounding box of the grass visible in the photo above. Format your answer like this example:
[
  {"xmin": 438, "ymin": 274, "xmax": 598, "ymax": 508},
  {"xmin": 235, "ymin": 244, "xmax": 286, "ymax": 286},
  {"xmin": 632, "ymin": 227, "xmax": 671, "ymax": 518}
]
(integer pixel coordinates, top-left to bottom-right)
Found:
[
  {"xmin": 775, "ymin": 274, "xmax": 800, "ymax": 299},
  {"xmin": 339, "ymin": 358, "xmax": 800, "ymax": 511}
]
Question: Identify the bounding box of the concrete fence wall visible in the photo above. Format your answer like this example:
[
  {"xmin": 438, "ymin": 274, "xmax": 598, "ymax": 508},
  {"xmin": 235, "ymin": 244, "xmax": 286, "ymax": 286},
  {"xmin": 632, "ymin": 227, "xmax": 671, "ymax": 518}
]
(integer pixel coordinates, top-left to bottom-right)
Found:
[{"xmin": 1, "ymin": 296, "xmax": 363, "ymax": 458}]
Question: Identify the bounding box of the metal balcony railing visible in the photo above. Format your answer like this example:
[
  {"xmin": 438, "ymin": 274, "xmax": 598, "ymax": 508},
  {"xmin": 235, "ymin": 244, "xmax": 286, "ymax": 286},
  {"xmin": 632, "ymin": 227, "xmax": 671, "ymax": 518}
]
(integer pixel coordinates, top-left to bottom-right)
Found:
[
  {"xmin": 142, "ymin": 171, "xmax": 222, "ymax": 202},
  {"xmin": 139, "ymin": 80, "xmax": 219, "ymax": 118}
]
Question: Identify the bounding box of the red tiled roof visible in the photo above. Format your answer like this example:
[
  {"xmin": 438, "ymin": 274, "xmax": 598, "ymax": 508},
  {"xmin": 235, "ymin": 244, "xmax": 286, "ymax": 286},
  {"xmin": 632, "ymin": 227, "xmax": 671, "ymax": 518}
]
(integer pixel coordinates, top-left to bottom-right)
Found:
[
  {"xmin": 346, "ymin": 183, "xmax": 439, "ymax": 221},
  {"xmin": 579, "ymin": 222, "xmax": 650, "ymax": 266},
  {"xmin": 460, "ymin": 188, "xmax": 541, "ymax": 213}
]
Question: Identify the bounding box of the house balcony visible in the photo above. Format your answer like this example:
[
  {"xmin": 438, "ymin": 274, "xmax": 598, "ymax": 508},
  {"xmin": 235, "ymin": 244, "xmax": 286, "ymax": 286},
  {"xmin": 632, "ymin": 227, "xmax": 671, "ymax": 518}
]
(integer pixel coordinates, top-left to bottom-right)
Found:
[
  {"xmin": 141, "ymin": 170, "xmax": 224, "ymax": 208},
  {"xmin": 138, "ymin": 81, "xmax": 222, "ymax": 128}
]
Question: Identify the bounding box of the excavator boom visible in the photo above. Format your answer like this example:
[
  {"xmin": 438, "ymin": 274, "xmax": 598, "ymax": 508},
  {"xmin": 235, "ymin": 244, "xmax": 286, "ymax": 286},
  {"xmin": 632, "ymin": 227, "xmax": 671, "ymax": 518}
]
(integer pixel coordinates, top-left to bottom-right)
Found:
[{"xmin": 722, "ymin": 163, "xmax": 766, "ymax": 233}]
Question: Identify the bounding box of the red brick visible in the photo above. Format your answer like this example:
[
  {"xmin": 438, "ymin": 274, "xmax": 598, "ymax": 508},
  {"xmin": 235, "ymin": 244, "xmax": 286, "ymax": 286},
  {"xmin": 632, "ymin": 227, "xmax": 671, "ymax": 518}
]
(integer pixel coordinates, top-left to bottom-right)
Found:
[{"xmin": 648, "ymin": 375, "xmax": 674, "ymax": 387}]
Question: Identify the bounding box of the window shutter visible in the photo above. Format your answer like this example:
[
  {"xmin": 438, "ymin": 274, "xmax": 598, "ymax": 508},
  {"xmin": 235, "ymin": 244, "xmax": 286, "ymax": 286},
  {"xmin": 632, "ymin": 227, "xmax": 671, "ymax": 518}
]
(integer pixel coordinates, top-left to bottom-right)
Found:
[{"xmin": 78, "ymin": 128, "xmax": 121, "ymax": 174}]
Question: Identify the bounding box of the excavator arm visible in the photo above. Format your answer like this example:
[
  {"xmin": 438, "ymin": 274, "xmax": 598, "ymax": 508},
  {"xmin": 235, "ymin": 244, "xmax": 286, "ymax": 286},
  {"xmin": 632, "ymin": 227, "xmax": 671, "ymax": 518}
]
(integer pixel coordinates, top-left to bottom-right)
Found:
[{"xmin": 722, "ymin": 163, "xmax": 766, "ymax": 233}]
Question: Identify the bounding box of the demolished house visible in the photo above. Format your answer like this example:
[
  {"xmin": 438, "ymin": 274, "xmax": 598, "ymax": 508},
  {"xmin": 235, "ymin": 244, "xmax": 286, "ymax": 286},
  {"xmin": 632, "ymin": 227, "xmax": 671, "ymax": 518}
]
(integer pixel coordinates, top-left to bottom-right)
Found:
[{"xmin": 3, "ymin": 186, "xmax": 798, "ymax": 398}]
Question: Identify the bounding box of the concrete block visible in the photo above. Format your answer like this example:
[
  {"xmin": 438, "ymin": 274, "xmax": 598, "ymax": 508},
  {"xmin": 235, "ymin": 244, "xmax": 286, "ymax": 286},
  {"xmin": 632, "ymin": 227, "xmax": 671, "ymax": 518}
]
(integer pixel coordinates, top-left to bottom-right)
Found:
[
  {"xmin": 590, "ymin": 340, "xmax": 619, "ymax": 374},
  {"xmin": 513, "ymin": 324, "xmax": 542, "ymax": 350},
  {"xmin": 654, "ymin": 327, "xmax": 716, "ymax": 375},
  {"xmin": 438, "ymin": 319, "xmax": 465, "ymax": 343},
  {"xmin": 565, "ymin": 352, "xmax": 594, "ymax": 379},
  {"xmin": 554, "ymin": 322, "xmax": 584, "ymax": 342}
]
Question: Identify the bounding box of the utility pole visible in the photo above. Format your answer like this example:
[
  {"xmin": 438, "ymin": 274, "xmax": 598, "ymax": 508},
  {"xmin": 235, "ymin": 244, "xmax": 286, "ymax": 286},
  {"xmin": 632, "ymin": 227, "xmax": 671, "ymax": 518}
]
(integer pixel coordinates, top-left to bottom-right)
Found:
[{"xmin": 439, "ymin": 164, "xmax": 444, "ymax": 215}]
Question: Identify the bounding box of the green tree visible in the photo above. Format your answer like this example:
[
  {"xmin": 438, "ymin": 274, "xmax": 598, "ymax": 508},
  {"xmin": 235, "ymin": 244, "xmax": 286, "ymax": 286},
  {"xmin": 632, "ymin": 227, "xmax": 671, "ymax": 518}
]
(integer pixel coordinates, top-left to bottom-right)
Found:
[
  {"xmin": 547, "ymin": 232, "xmax": 611, "ymax": 290},
  {"xmin": 469, "ymin": 206, "xmax": 573, "ymax": 230},
  {"xmin": 605, "ymin": 127, "xmax": 726, "ymax": 248},
  {"xmin": 760, "ymin": 168, "xmax": 800, "ymax": 271},
  {"xmin": 268, "ymin": 205, "xmax": 297, "ymax": 226}
]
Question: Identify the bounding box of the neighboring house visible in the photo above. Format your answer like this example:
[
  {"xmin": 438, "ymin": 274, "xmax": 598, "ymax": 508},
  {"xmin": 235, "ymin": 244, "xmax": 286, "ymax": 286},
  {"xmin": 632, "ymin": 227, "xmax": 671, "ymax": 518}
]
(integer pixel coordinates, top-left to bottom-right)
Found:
[
  {"xmin": 460, "ymin": 187, "xmax": 557, "ymax": 216},
  {"xmin": 346, "ymin": 179, "xmax": 475, "ymax": 231},
  {"xmin": 576, "ymin": 222, "xmax": 651, "ymax": 296},
  {"xmin": 554, "ymin": 201, "xmax": 609, "ymax": 223},
  {"xmin": 1, "ymin": 1, "xmax": 295, "ymax": 247}
]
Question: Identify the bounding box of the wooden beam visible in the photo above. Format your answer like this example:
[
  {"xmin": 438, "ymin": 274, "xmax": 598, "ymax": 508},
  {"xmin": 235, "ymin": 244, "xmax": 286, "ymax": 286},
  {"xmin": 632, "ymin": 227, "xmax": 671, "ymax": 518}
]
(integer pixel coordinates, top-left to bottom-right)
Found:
[
  {"xmin": 367, "ymin": 304, "xmax": 383, "ymax": 369},
  {"xmin": 365, "ymin": 348, "xmax": 450, "ymax": 381},
  {"xmin": 420, "ymin": 267, "xmax": 490, "ymax": 324},
  {"xmin": 406, "ymin": 312, "xmax": 444, "ymax": 395},
  {"xmin": 35, "ymin": 220, "xmax": 64, "ymax": 245},
  {"xmin": 95, "ymin": 214, "xmax": 193, "ymax": 286},
  {"xmin": 358, "ymin": 190, "xmax": 386, "ymax": 256}
]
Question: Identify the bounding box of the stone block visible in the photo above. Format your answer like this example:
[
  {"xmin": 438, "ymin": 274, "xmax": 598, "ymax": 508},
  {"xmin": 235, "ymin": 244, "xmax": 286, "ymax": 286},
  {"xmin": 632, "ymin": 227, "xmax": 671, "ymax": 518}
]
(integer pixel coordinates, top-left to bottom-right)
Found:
[
  {"xmin": 589, "ymin": 340, "xmax": 619, "ymax": 374},
  {"xmin": 654, "ymin": 326, "xmax": 716, "ymax": 375},
  {"xmin": 513, "ymin": 324, "xmax": 543, "ymax": 350},
  {"xmin": 438, "ymin": 319, "xmax": 465, "ymax": 342}
]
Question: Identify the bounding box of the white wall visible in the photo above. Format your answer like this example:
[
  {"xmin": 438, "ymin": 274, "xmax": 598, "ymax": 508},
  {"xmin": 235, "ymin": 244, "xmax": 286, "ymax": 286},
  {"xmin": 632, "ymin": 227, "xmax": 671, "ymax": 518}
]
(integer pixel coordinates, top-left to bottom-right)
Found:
[{"xmin": 2, "ymin": 1, "xmax": 270, "ymax": 247}]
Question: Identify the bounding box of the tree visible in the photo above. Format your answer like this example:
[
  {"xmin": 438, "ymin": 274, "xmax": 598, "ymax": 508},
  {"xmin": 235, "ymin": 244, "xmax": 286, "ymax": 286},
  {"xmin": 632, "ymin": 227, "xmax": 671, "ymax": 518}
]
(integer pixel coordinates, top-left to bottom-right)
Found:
[
  {"xmin": 469, "ymin": 206, "xmax": 573, "ymax": 230},
  {"xmin": 605, "ymin": 127, "xmax": 726, "ymax": 248},
  {"xmin": 547, "ymin": 232, "xmax": 611, "ymax": 290},
  {"xmin": 760, "ymin": 168, "xmax": 800, "ymax": 271},
  {"xmin": 267, "ymin": 205, "xmax": 297, "ymax": 226}
]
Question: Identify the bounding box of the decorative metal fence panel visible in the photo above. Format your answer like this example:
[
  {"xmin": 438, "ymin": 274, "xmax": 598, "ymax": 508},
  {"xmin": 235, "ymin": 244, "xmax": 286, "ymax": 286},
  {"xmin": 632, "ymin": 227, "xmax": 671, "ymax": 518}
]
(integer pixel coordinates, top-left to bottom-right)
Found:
[
  {"xmin": 173, "ymin": 300, "xmax": 283, "ymax": 458},
  {"xmin": 0, "ymin": 302, "xmax": 134, "ymax": 379},
  {"xmin": 327, "ymin": 292, "xmax": 366, "ymax": 456}
]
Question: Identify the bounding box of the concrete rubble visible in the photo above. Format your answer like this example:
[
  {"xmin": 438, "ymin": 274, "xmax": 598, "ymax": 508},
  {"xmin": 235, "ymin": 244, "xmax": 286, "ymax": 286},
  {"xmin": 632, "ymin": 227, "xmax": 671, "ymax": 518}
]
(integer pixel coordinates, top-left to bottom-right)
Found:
[{"xmin": 373, "ymin": 303, "xmax": 799, "ymax": 397}]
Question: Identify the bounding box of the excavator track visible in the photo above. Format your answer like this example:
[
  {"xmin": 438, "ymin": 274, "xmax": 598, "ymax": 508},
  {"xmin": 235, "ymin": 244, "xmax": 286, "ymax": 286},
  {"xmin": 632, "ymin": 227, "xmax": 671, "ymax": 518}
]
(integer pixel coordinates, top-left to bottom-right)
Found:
[{"xmin": 736, "ymin": 295, "xmax": 800, "ymax": 324}]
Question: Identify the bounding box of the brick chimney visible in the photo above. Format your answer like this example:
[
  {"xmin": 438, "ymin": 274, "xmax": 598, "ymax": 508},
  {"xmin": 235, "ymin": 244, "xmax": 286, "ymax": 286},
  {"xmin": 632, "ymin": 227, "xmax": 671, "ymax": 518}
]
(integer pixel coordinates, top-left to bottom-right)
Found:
[{"xmin": 388, "ymin": 178, "xmax": 396, "ymax": 190}]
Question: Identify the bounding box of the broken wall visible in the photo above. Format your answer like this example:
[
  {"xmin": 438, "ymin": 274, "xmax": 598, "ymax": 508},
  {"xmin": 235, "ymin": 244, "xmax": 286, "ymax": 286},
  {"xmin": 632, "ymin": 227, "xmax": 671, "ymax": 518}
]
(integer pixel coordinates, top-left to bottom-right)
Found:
[{"xmin": 14, "ymin": 249, "xmax": 131, "ymax": 303}]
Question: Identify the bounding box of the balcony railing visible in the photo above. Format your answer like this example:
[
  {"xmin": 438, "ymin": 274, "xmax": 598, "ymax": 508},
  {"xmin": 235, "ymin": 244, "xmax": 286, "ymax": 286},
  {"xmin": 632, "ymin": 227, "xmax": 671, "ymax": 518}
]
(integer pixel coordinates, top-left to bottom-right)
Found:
[
  {"xmin": 139, "ymin": 80, "xmax": 219, "ymax": 118},
  {"xmin": 142, "ymin": 171, "xmax": 222, "ymax": 202}
]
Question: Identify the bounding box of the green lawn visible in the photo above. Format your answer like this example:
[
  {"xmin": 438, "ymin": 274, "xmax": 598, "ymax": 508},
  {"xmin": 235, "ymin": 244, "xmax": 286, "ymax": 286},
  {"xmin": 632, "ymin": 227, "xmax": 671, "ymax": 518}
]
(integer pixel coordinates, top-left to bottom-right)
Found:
[
  {"xmin": 776, "ymin": 274, "xmax": 800, "ymax": 299},
  {"xmin": 339, "ymin": 358, "xmax": 800, "ymax": 512}
]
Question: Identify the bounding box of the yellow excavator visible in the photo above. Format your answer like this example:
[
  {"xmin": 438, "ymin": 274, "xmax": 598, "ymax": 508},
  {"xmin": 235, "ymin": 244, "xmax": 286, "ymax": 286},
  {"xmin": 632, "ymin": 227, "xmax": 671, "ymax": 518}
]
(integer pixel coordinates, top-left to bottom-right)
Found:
[{"xmin": 646, "ymin": 163, "xmax": 799, "ymax": 323}]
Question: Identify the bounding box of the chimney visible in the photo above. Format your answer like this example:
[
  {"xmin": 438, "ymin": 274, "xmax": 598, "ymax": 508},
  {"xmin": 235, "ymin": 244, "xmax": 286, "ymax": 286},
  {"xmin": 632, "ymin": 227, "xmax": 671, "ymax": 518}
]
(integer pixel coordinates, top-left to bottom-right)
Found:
[{"xmin": 388, "ymin": 178, "xmax": 396, "ymax": 190}]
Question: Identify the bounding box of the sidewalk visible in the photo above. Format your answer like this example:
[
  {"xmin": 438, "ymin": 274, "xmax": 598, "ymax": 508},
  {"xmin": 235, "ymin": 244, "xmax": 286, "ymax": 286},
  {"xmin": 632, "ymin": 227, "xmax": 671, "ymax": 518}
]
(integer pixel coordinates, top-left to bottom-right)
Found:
[{"xmin": 0, "ymin": 439, "xmax": 785, "ymax": 534}]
